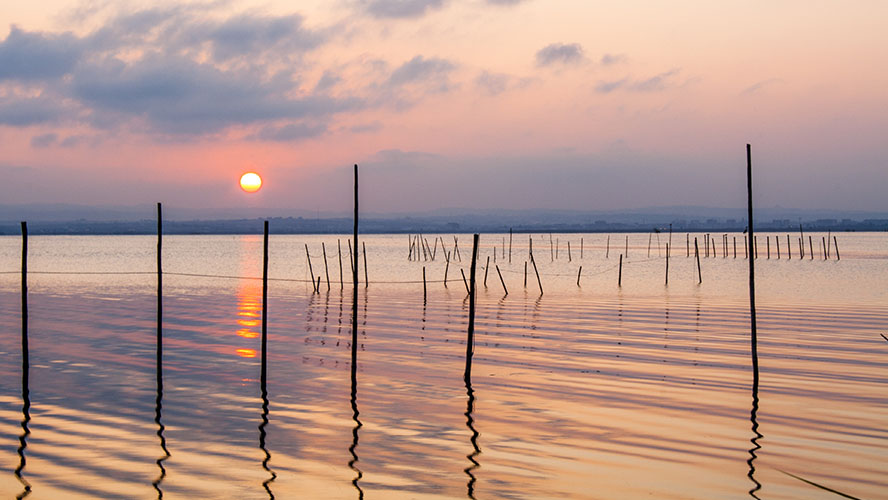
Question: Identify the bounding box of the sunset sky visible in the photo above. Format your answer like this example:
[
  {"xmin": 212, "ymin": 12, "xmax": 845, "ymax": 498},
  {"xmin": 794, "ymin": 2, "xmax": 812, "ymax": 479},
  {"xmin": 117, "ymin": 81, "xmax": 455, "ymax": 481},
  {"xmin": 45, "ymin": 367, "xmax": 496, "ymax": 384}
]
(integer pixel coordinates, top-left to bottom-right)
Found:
[{"xmin": 1, "ymin": 0, "xmax": 886, "ymax": 214}]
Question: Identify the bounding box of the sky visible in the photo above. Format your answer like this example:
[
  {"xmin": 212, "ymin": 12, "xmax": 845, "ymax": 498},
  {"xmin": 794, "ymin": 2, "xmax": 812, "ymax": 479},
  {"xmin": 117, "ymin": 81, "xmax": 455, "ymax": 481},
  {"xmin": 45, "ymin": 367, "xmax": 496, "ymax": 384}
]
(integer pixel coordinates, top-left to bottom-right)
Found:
[{"xmin": 1, "ymin": 0, "xmax": 886, "ymax": 215}]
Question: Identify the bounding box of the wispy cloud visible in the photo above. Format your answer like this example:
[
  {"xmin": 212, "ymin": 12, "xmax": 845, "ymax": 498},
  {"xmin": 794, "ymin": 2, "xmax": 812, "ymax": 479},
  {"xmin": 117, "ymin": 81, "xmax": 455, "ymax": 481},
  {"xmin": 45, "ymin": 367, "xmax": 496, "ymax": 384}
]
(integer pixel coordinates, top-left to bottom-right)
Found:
[
  {"xmin": 740, "ymin": 78, "xmax": 781, "ymax": 96},
  {"xmin": 535, "ymin": 42, "xmax": 584, "ymax": 67},
  {"xmin": 474, "ymin": 70, "xmax": 532, "ymax": 96},
  {"xmin": 600, "ymin": 53, "xmax": 627, "ymax": 66},
  {"xmin": 595, "ymin": 69, "xmax": 680, "ymax": 93},
  {"xmin": 359, "ymin": 0, "xmax": 447, "ymax": 19}
]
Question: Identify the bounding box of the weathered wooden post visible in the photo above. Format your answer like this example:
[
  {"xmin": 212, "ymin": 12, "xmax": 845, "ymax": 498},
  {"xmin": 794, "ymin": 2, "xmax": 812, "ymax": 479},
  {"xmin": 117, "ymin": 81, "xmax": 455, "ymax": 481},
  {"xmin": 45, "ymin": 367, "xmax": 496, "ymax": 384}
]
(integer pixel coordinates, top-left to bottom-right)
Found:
[
  {"xmin": 618, "ymin": 254, "xmax": 623, "ymax": 287},
  {"xmin": 496, "ymin": 265, "xmax": 508, "ymax": 295},
  {"xmin": 465, "ymin": 234, "xmax": 480, "ymax": 381},
  {"xmin": 306, "ymin": 244, "xmax": 317, "ymax": 293},
  {"xmin": 323, "ymin": 242, "xmax": 331, "ymax": 291},
  {"xmin": 695, "ymin": 237, "xmax": 702, "ymax": 284}
]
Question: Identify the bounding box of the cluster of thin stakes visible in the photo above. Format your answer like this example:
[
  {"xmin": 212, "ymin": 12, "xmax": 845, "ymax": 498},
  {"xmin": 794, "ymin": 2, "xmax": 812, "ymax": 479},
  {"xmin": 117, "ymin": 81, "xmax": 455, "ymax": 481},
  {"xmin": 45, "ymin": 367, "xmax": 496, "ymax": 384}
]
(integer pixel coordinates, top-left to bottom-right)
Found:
[{"xmin": 12, "ymin": 151, "xmax": 852, "ymax": 498}]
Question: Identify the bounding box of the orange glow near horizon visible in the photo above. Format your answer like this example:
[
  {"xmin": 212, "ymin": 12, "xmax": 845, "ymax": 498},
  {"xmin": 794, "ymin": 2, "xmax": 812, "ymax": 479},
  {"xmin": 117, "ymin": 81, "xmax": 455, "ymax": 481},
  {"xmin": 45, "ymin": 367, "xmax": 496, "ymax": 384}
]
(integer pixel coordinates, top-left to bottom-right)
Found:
[{"xmin": 239, "ymin": 172, "xmax": 262, "ymax": 193}]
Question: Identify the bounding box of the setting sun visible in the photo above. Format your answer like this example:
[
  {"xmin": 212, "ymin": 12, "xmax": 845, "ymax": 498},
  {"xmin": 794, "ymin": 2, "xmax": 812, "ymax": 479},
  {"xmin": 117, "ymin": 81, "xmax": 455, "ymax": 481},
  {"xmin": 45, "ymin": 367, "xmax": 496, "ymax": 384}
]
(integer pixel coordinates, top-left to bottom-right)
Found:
[{"xmin": 239, "ymin": 172, "xmax": 262, "ymax": 193}]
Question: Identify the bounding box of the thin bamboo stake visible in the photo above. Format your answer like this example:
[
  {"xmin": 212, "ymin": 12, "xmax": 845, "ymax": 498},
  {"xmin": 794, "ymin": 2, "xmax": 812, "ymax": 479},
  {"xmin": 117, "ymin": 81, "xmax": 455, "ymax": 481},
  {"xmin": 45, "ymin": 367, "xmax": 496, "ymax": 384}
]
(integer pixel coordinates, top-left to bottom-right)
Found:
[
  {"xmin": 338, "ymin": 239, "xmax": 344, "ymax": 290},
  {"xmin": 461, "ymin": 269, "xmax": 470, "ymax": 295},
  {"xmin": 686, "ymin": 233, "xmax": 690, "ymax": 257},
  {"xmin": 581, "ymin": 237, "xmax": 584, "ymax": 259},
  {"xmin": 766, "ymin": 236, "xmax": 770, "ymax": 259},
  {"xmin": 648, "ymin": 233, "xmax": 652, "ymax": 258},
  {"xmin": 423, "ymin": 266, "xmax": 427, "ymax": 302},
  {"xmin": 665, "ymin": 243, "xmax": 669, "ymax": 285},
  {"xmin": 362, "ymin": 242, "xmax": 368, "ymax": 288},
  {"xmin": 496, "ymin": 265, "xmax": 508, "ymax": 295},
  {"xmin": 531, "ymin": 255, "xmax": 543, "ymax": 295},
  {"xmin": 625, "ymin": 235, "xmax": 628, "ymax": 257},
  {"xmin": 747, "ymin": 145, "xmax": 758, "ymax": 383},
  {"xmin": 567, "ymin": 241, "xmax": 572, "ymax": 262},
  {"xmin": 776, "ymin": 236, "xmax": 781, "ymax": 259},
  {"xmin": 834, "ymin": 236, "xmax": 840, "ymax": 260},
  {"xmin": 808, "ymin": 236, "xmax": 813, "ymax": 260},
  {"xmin": 734, "ymin": 236, "xmax": 737, "ymax": 258},
  {"xmin": 322, "ymin": 242, "xmax": 331, "ymax": 291},
  {"xmin": 454, "ymin": 236, "xmax": 461, "ymax": 262},
  {"xmin": 524, "ymin": 261, "xmax": 527, "ymax": 288},
  {"xmin": 484, "ymin": 256, "xmax": 490, "ymax": 288},
  {"xmin": 444, "ymin": 260, "xmax": 449, "ymax": 287},
  {"xmin": 695, "ymin": 237, "xmax": 702, "ymax": 284},
  {"xmin": 577, "ymin": 266, "xmax": 582, "ymax": 286},
  {"xmin": 305, "ymin": 244, "xmax": 317, "ymax": 293},
  {"xmin": 787, "ymin": 234, "xmax": 791, "ymax": 260},
  {"xmin": 509, "ymin": 228, "xmax": 513, "ymax": 263},
  {"xmin": 262, "ymin": 220, "xmax": 268, "ymax": 382},
  {"xmin": 618, "ymin": 254, "xmax": 623, "ymax": 287},
  {"xmin": 606, "ymin": 235, "xmax": 610, "ymax": 258}
]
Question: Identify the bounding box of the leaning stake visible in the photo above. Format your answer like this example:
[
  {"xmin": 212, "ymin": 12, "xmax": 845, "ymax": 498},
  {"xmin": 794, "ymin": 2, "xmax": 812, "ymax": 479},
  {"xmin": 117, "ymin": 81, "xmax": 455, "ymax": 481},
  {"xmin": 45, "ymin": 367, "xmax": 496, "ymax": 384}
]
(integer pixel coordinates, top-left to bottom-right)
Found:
[{"xmin": 746, "ymin": 144, "xmax": 758, "ymax": 383}]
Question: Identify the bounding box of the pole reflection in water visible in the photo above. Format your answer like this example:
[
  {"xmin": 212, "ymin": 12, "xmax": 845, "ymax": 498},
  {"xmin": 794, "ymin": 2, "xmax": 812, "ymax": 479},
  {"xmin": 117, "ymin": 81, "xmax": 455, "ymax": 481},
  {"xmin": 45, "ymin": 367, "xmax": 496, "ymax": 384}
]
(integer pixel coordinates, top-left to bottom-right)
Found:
[
  {"xmin": 259, "ymin": 221, "xmax": 276, "ymax": 498},
  {"xmin": 16, "ymin": 220, "xmax": 31, "ymax": 499},
  {"xmin": 463, "ymin": 377, "xmax": 481, "ymax": 499}
]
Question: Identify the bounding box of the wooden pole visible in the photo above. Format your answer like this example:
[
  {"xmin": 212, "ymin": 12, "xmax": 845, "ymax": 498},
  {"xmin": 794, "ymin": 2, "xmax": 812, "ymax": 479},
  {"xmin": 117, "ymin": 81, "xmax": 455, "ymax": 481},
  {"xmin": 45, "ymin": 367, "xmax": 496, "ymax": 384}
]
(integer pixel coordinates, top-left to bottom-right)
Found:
[
  {"xmin": 745, "ymin": 235, "xmax": 748, "ymax": 259},
  {"xmin": 826, "ymin": 230, "xmax": 831, "ymax": 258},
  {"xmin": 155, "ymin": 202, "xmax": 162, "ymax": 360},
  {"xmin": 524, "ymin": 261, "xmax": 527, "ymax": 288},
  {"xmin": 444, "ymin": 260, "xmax": 449, "ymax": 287},
  {"xmin": 808, "ymin": 236, "xmax": 813, "ymax": 260},
  {"xmin": 577, "ymin": 266, "xmax": 582, "ymax": 287},
  {"xmin": 531, "ymin": 255, "xmax": 543, "ymax": 295},
  {"xmin": 348, "ymin": 239, "xmax": 354, "ymax": 274},
  {"xmin": 21, "ymin": 220, "xmax": 28, "ymax": 383},
  {"xmin": 496, "ymin": 265, "xmax": 508, "ymax": 295},
  {"xmin": 746, "ymin": 144, "xmax": 758, "ymax": 382},
  {"xmin": 686, "ymin": 233, "xmax": 690, "ymax": 257},
  {"xmin": 821, "ymin": 236, "xmax": 827, "ymax": 260},
  {"xmin": 362, "ymin": 242, "xmax": 368, "ymax": 288},
  {"xmin": 509, "ymin": 228, "xmax": 513, "ymax": 263},
  {"xmin": 766, "ymin": 236, "xmax": 770, "ymax": 259},
  {"xmin": 484, "ymin": 256, "xmax": 490, "ymax": 287},
  {"xmin": 754, "ymin": 236, "xmax": 758, "ymax": 259},
  {"xmin": 695, "ymin": 237, "xmax": 702, "ymax": 284},
  {"xmin": 338, "ymin": 239, "xmax": 344, "ymax": 290},
  {"xmin": 529, "ymin": 235, "xmax": 533, "ymax": 260},
  {"xmin": 465, "ymin": 234, "xmax": 480, "ymax": 381},
  {"xmin": 461, "ymin": 269, "xmax": 470, "ymax": 295},
  {"xmin": 833, "ymin": 236, "xmax": 840, "ymax": 260},
  {"xmin": 581, "ymin": 237, "xmax": 584, "ymax": 259},
  {"xmin": 734, "ymin": 236, "xmax": 737, "ymax": 258},
  {"xmin": 323, "ymin": 242, "xmax": 331, "ymax": 291},
  {"xmin": 606, "ymin": 235, "xmax": 610, "ymax": 258},
  {"xmin": 787, "ymin": 234, "xmax": 791, "ymax": 260},
  {"xmin": 776, "ymin": 236, "xmax": 780, "ymax": 259},
  {"xmin": 305, "ymin": 244, "xmax": 317, "ymax": 293},
  {"xmin": 665, "ymin": 243, "xmax": 669, "ymax": 285},
  {"xmin": 567, "ymin": 241, "xmax": 572, "ymax": 262},
  {"xmin": 648, "ymin": 233, "xmax": 652, "ymax": 258},
  {"xmin": 618, "ymin": 254, "xmax": 623, "ymax": 287},
  {"xmin": 624, "ymin": 235, "xmax": 628, "ymax": 258},
  {"xmin": 454, "ymin": 236, "xmax": 461, "ymax": 262},
  {"xmin": 423, "ymin": 266, "xmax": 427, "ymax": 302},
  {"xmin": 262, "ymin": 220, "xmax": 269, "ymax": 384},
  {"xmin": 549, "ymin": 234, "xmax": 554, "ymax": 262}
]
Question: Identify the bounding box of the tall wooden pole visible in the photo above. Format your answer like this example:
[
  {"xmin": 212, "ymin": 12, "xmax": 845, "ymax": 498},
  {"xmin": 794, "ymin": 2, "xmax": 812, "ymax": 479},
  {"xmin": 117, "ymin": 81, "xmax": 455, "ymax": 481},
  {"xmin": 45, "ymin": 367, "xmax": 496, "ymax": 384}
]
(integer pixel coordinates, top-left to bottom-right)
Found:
[
  {"xmin": 156, "ymin": 204, "xmax": 162, "ymax": 391},
  {"xmin": 21, "ymin": 221, "xmax": 28, "ymax": 380},
  {"xmin": 465, "ymin": 234, "xmax": 480, "ymax": 381},
  {"xmin": 746, "ymin": 144, "xmax": 758, "ymax": 378},
  {"xmin": 262, "ymin": 220, "xmax": 269, "ymax": 385}
]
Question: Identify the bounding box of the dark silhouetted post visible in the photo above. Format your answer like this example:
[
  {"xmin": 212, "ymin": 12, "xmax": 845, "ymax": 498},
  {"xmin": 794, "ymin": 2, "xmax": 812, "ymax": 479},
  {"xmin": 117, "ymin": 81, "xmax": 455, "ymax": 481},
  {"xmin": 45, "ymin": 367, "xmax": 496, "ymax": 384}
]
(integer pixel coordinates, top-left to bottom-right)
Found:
[
  {"xmin": 665, "ymin": 243, "xmax": 669, "ymax": 285},
  {"xmin": 821, "ymin": 236, "xmax": 826, "ymax": 260},
  {"xmin": 577, "ymin": 266, "xmax": 582, "ymax": 287},
  {"xmin": 362, "ymin": 242, "xmax": 368, "ymax": 288},
  {"xmin": 323, "ymin": 242, "xmax": 331, "ymax": 291},
  {"xmin": 695, "ymin": 237, "xmax": 702, "ymax": 284},
  {"xmin": 787, "ymin": 234, "xmax": 791, "ymax": 260},
  {"xmin": 776, "ymin": 236, "xmax": 781, "ymax": 259},
  {"xmin": 461, "ymin": 269, "xmax": 469, "ymax": 295},
  {"xmin": 746, "ymin": 144, "xmax": 758, "ymax": 386},
  {"xmin": 648, "ymin": 233, "xmax": 652, "ymax": 257},
  {"xmin": 21, "ymin": 220, "xmax": 28, "ymax": 373},
  {"xmin": 531, "ymin": 255, "xmax": 543, "ymax": 294},
  {"xmin": 581, "ymin": 237, "xmax": 584, "ymax": 259},
  {"xmin": 496, "ymin": 265, "xmax": 508, "ymax": 295},
  {"xmin": 686, "ymin": 233, "xmax": 690, "ymax": 257},
  {"xmin": 524, "ymin": 261, "xmax": 527, "ymax": 288},
  {"xmin": 618, "ymin": 254, "xmax": 623, "ymax": 287},
  {"xmin": 766, "ymin": 236, "xmax": 770, "ymax": 259},
  {"xmin": 423, "ymin": 266, "xmax": 427, "ymax": 302},
  {"xmin": 509, "ymin": 228, "xmax": 513, "ymax": 263},
  {"xmin": 306, "ymin": 244, "xmax": 317, "ymax": 293},
  {"xmin": 567, "ymin": 241, "xmax": 571, "ymax": 262},
  {"xmin": 156, "ymin": 203, "xmax": 162, "ymax": 369},
  {"xmin": 734, "ymin": 236, "xmax": 737, "ymax": 258},
  {"xmin": 262, "ymin": 220, "xmax": 269, "ymax": 383},
  {"xmin": 465, "ymin": 234, "xmax": 480, "ymax": 381},
  {"xmin": 606, "ymin": 235, "xmax": 610, "ymax": 258},
  {"xmin": 484, "ymin": 256, "xmax": 490, "ymax": 288},
  {"xmin": 338, "ymin": 239, "xmax": 344, "ymax": 290},
  {"xmin": 624, "ymin": 235, "xmax": 628, "ymax": 258},
  {"xmin": 808, "ymin": 236, "xmax": 813, "ymax": 260},
  {"xmin": 833, "ymin": 236, "xmax": 840, "ymax": 260}
]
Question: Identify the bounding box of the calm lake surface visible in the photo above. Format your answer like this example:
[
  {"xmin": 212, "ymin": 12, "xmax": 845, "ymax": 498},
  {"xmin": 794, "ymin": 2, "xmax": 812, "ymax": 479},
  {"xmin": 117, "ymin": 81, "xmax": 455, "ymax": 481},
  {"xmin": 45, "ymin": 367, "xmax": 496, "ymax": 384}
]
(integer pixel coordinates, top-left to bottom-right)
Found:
[{"xmin": 0, "ymin": 232, "xmax": 885, "ymax": 499}]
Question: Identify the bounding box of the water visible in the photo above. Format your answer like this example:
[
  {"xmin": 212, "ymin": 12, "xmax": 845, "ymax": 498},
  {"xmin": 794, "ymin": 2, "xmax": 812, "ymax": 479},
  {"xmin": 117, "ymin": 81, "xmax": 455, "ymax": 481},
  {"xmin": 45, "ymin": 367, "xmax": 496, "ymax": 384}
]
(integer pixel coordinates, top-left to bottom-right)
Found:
[{"xmin": 0, "ymin": 232, "xmax": 885, "ymax": 499}]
